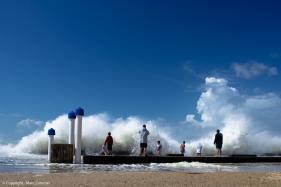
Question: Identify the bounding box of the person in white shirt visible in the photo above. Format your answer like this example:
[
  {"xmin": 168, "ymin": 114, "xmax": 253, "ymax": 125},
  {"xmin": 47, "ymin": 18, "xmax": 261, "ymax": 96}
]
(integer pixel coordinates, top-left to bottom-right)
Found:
[
  {"xmin": 155, "ymin": 140, "xmax": 162, "ymax": 156},
  {"xmin": 139, "ymin": 124, "xmax": 150, "ymax": 156}
]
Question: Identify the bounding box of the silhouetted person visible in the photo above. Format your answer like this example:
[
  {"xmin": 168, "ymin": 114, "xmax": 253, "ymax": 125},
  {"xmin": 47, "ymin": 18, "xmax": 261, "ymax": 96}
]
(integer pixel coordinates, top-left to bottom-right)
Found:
[
  {"xmin": 180, "ymin": 141, "xmax": 186, "ymax": 155},
  {"xmin": 214, "ymin": 129, "xmax": 223, "ymax": 156},
  {"xmin": 196, "ymin": 143, "xmax": 203, "ymax": 156},
  {"xmin": 139, "ymin": 124, "xmax": 150, "ymax": 156},
  {"xmin": 100, "ymin": 145, "xmax": 106, "ymax": 156},
  {"xmin": 104, "ymin": 132, "xmax": 113, "ymax": 155}
]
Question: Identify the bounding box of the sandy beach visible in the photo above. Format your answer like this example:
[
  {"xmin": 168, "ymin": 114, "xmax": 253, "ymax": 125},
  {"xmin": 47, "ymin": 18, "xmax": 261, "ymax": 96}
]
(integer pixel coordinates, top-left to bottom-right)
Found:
[{"xmin": 1, "ymin": 172, "xmax": 281, "ymax": 187}]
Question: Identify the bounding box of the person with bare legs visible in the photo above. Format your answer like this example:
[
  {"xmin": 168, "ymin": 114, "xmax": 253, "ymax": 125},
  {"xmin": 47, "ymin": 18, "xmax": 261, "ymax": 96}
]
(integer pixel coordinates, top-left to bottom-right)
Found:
[
  {"xmin": 180, "ymin": 141, "xmax": 185, "ymax": 155},
  {"xmin": 155, "ymin": 140, "xmax": 162, "ymax": 156},
  {"xmin": 139, "ymin": 124, "xmax": 150, "ymax": 156},
  {"xmin": 104, "ymin": 132, "xmax": 113, "ymax": 156}
]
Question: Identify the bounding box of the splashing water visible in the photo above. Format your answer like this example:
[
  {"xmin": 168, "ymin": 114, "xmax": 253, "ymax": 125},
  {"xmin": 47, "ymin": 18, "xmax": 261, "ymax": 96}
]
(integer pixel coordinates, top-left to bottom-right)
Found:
[
  {"xmin": 1, "ymin": 77, "xmax": 281, "ymax": 157},
  {"xmin": 0, "ymin": 114, "xmax": 179, "ymax": 156}
]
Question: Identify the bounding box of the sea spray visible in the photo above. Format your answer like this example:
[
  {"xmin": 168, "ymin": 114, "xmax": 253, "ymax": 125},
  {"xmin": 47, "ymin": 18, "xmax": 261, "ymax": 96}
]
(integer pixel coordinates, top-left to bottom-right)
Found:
[
  {"xmin": 2, "ymin": 76, "xmax": 281, "ymax": 156},
  {"xmin": 186, "ymin": 77, "xmax": 281, "ymax": 155},
  {"xmin": 1, "ymin": 114, "xmax": 179, "ymax": 155}
]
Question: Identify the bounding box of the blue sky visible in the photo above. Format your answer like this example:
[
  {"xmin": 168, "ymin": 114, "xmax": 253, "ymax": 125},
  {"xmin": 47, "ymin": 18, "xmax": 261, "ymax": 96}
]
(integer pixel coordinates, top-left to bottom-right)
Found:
[{"xmin": 1, "ymin": 0, "xmax": 281, "ymax": 142}]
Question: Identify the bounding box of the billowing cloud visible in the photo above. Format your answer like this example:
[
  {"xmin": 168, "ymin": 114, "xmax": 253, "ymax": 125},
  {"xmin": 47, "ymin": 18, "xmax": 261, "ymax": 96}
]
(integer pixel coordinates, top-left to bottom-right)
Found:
[
  {"xmin": 186, "ymin": 77, "xmax": 281, "ymax": 155},
  {"xmin": 232, "ymin": 62, "xmax": 278, "ymax": 79},
  {"xmin": 3, "ymin": 76, "xmax": 281, "ymax": 156}
]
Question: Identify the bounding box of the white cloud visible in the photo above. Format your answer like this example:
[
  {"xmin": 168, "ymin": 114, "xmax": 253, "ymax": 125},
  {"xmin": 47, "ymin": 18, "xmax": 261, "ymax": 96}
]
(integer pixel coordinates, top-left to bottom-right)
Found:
[
  {"xmin": 205, "ymin": 77, "xmax": 228, "ymax": 86},
  {"xmin": 232, "ymin": 62, "xmax": 278, "ymax": 79},
  {"xmin": 186, "ymin": 77, "xmax": 281, "ymax": 155},
  {"xmin": 3, "ymin": 76, "xmax": 281, "ymax": 156},
  {"xmin": 16, "ymin": 119, "xmax": 45, "ymax": 129},
  {"xmin": 185, "ymin": 114, "xmax": 195, "ymax": 123}
]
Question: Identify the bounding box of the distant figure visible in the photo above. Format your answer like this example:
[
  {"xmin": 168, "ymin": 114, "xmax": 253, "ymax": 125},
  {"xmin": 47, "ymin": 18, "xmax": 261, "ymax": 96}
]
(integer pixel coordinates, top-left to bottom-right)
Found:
[
  {"xmin": 139, "ymin": 124, "xmax": 150, "ymax": 156},
  {"xmin": 104, "ymin": 132, "xmax": 113, "ymax": 155},
  {"xmin": 180, "ymin": 141, "xmax": 186, "ymax": 155},
  {"xmin": 100, "ymin": 144, "xmax": 107, "ymax": 156},
  {"xmin": 196, "ymin": 143, "xmax": 203, "ymax": 156},
  {"xmin": 214, "ymin": 129, "xmax": 223, "ymax": 156},
  {"xmin": 155, "ymin": 140, "xmax": 162, "ymax": 156}
]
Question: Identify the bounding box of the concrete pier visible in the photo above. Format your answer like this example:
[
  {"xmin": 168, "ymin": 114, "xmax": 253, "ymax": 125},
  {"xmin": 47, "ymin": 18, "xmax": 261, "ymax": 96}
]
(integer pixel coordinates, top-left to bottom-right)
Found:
[
  {"xmin": 51, "ymin": 144, "xmax": 74, "ymax": 163},
  {"xmin": 83, "ymin": 155, "xmax": 281, "ymax": 164}
]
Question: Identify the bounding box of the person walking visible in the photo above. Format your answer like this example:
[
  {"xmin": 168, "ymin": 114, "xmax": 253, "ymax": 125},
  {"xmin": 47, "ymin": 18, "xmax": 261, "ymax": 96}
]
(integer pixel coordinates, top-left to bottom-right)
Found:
[
  {"xmin": 139, "ymin": 124, "xmax": 150, "ymax": 156},
  {"xmin": 214, "ymin": 129, "xmax": 223, "ymax": 156},
  {"xmin": 104, "ymin": 132, "xmax": 113, "ymax": 155}
]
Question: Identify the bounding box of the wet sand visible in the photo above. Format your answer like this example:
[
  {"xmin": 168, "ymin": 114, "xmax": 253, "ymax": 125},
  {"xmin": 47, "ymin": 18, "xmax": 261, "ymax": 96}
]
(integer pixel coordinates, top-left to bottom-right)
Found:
[{"xmin": 1, "ymin": 172, "xmax": 281, "ymax": 187}]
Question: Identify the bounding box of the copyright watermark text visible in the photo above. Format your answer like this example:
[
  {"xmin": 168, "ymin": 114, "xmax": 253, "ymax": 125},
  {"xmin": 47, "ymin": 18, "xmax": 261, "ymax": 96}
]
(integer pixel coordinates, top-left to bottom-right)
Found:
[{"xmin": 2, "ymin": 181, "xmax": 50, "ymax": 186}]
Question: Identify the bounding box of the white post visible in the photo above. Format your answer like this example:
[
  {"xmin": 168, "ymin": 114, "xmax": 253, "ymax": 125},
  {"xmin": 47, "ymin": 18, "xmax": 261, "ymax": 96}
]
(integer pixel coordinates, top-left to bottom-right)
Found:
[
  {"xmin": 47, "ymin": 128, "xmax": 55, "ymax": 162},
  {"xmin": 69, "ymin": 119, "xmax": 75, "ymax": 144},
  {"xmin": 75, "ymin": 107, "xmax": 84, "ymax": 164},
  {"xmin": 68, "ymin": 111, "xmax": 76, "ymax": 145}
]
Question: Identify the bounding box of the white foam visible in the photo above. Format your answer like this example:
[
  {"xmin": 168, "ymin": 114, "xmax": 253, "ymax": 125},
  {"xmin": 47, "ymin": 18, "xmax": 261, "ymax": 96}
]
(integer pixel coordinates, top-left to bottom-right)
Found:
[
  {"xmin": 152, "ymin": 161, "xmax": 236, "ymax": 170},
  {"xmin": 0, "ymin": 114, "xmax": 179, "ymax": 155},
  {"xmin": 2, "ymin": 76, "xmax": 281, "ymax": 156},
  {"xmin": 186, "ymin": 77, "xmax": 281, "ymax": 155}
]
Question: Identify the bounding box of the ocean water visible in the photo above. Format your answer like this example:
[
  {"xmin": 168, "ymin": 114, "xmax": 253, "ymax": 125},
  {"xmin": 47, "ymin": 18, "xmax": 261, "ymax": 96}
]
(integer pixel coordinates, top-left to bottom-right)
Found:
[{"xmin": 1, "ymin": 154, "xmax": 281, "ymax": 173}]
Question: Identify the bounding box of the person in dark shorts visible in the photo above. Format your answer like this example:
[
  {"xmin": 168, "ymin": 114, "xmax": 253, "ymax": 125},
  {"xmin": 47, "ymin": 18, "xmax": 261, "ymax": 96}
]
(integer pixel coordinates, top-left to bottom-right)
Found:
[
  {"xmin": 104, "ymin": 132, "xmax": 113, "ymax": 155},
  {"xmin": 139, "ymin": 124, "xmax": 150, "ymax": 156},
  {"xmin": 214, "ymin": 129, "xmax": 223, "ymax": 156}
]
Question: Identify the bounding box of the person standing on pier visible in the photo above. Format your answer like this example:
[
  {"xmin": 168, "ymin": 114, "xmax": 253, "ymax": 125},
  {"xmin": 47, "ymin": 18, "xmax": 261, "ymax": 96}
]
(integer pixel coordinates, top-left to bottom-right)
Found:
[
  {"xmin": 196, "ymin": 143, "xmax": 203, "ymax": 156},
  {"xmin": 104, "ymin": 132, "xmax": 113, "ymax": 155},
  {"xmin": 155, "ymin": 140, "xmax": 162, "ymax": 156},
  {"xmin": 180, "ymin": 141, "xmax": 185, "ymax": 155},
  {"xmin": 139, "ymin": 124, "xmax": 150, "ymax": 156},
  {"xmin": 214, "ymin": 129, "xmax": 223, "ymax": 156}
]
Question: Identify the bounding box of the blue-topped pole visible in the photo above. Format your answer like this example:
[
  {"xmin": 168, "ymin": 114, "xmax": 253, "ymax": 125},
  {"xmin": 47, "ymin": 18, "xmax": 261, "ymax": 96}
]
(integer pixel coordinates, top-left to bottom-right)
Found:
[
  {"xmin": 48, "ymin": 128, "xmax": 55, "ymax": 162},
  {"xmin": 75, "ymin": 107, "xmax": 84, "ymax": 164}
]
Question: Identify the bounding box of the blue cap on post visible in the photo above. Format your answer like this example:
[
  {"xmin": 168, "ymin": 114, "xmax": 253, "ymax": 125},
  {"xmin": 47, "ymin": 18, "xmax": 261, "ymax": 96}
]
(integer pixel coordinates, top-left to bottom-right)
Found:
[
  {"xmin": 68, "ymin": 111, "xmax": 76, "ymax": 119},
  {"xmin": 48, "ymin": 128, "xmax": 55, "ymax": 136},
  {"xmin": 75, "ymin": 107, "xmax": 84, "ymax": 116}
]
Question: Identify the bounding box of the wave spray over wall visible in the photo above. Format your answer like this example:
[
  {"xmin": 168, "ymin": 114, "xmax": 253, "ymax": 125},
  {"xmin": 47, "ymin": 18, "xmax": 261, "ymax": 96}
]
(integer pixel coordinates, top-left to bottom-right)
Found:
[
  {"xmin": 1, "ymin": 77, "xmax": 281, "ymax": 156},
  {"xmin": 0, "ymin": 114, "xmax": 179, "ymax": 156},
  {"xmin": 186, "ymin": 77, "xmax": 281, "ymax": 155}
]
